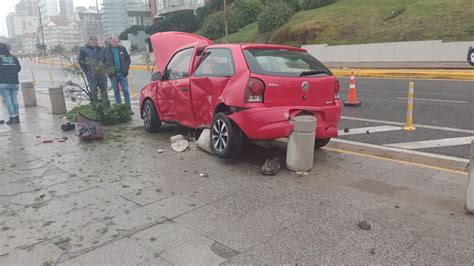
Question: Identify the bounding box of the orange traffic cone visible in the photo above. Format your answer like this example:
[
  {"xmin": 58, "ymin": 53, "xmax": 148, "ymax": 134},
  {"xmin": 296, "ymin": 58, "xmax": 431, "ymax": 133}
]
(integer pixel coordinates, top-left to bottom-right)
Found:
[{"xmin": 344, "ymin": 71, "xmax": 361, "ymax": 107}]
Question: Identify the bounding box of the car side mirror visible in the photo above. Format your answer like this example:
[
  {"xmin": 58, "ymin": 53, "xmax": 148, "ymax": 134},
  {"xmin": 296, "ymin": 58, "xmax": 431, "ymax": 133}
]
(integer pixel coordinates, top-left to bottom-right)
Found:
[{"xmin": 151, "ymin": 71, "xmax": 162, "ymax": 81}]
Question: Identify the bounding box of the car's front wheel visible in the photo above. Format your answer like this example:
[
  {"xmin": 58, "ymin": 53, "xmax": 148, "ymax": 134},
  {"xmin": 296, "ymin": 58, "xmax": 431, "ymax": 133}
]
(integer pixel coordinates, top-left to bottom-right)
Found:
[
  {"xmin": 314, "ymin": 138, "xmax": 331, "ymax": 149},
  {"xmin": 142, "ymin": 100, "xmax": 161, "ymax": 132},
  {"xmin": 210, "ymin": 112, "xmax": 244, "ymax": 159}
]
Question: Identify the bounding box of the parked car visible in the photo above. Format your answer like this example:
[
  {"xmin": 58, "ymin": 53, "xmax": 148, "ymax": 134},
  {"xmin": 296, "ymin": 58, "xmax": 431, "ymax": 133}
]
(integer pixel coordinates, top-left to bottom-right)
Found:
[{"xmin": 140, "ymin": 32, "xmax": 342, "ymax": 159}]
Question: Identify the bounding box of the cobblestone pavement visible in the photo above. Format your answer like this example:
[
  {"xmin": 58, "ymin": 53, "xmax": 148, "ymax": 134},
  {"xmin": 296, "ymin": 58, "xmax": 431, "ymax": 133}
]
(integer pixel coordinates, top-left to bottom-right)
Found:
[{"xmin": 0, "ymin": 94, "xmax": 473, "ymax": 265}]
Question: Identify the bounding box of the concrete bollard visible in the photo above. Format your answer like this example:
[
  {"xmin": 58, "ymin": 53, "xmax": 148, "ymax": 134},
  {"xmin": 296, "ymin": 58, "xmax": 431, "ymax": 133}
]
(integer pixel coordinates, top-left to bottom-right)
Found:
[
  {"xmin": 286, "ymin": 115, "xmax": 317, "ymax": 172},
  {"xmin": 20, "ymin": 81, "xmax": 37, "ymax": 107},
  {"xmin": 196, "ymin": 129, "xmax": 215, "ymax": 155},
  {"xmin": 48, "ymin": 86, "xmax": 67, "ymax": 114},
  {"xmin": 465, "ymin": 140, "xmax": 474, "ymax": 214}
]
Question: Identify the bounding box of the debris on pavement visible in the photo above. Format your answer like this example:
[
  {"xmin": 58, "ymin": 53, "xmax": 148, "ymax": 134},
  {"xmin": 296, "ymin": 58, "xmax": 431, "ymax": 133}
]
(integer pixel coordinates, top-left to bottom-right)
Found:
[
  {"xmin": 196, "ymin": 129, "xmax": 214, "ymax": 154},
  {"xmin": 369, "ymin": 248, "xmax": 375, "ymax": 255},
  {"xmin": 43, "ymin": 140, "xmax": 54, "ymax": 144},
  {"xmin": 157, "ymin": 149, "xmax": 166, "ymax": 153},
  {"xmin": 261, "ymin": 157, "xmax": 281, "ymax": 176},
  {"xmin": 296, "ymin": 171, "xmax": 309, "ymax": 177},
  {"xmin": 199, "ymin": 173, "xmax": 209, "ymax": 178},
  {"xmin": 170, "ymin": 134, "xmax": 190, "ymax": 152},
  {"xmin": 358, "ymin": 220, "xmax": 371, "ymax": 230},
  {"xmin": 61, "ymin": 122, "xmax": 76, "ymax": 132},
  {"xmin": 344, "ymin": 128, "xmax": 350, "ymax": 133}
]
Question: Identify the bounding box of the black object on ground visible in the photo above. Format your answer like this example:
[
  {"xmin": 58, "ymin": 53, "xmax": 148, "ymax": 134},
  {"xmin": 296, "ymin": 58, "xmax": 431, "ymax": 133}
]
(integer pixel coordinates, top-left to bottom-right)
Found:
[
  {"xmin": 358, "ymin": 220, "xmax": 371, "ymax": 230},
  {"xmin": 261, "ymin": 157, "xmax": 281, "ymax": 175},
  {"xmin": 61, "ymin": 122, "xmax": 76, "ymax": 131}
]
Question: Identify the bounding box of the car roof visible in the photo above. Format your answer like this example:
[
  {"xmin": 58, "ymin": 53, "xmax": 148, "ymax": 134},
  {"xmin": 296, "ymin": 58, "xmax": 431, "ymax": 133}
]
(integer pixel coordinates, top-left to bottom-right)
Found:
[{"xmin": 205, "ymin": 43, "xmax": 307, "ymax": 52}]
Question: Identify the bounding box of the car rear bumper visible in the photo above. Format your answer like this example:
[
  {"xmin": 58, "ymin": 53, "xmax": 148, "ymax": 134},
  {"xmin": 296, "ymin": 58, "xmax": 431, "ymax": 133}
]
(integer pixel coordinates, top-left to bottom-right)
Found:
[{"xmin": 228, "ymin": 101, "xmax": 342, "ymax": 140}]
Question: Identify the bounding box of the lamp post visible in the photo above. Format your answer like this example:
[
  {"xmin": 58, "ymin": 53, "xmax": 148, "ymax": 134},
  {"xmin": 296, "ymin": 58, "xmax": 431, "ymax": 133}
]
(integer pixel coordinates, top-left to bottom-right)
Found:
[
  {"xmin": 223, "ymin": 0, "xmax": 228, "ymax": 43},
  {"xmin": 38, "ymin": 6, "xmax": 46, "ymax": 56}
]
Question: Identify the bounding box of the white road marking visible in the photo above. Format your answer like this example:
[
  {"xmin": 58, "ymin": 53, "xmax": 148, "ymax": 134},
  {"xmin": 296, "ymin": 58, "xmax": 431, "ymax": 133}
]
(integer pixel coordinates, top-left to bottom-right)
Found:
[
  {"xmin": 396, "ymin": 97, "xmax": 468, "ymax": 104},
  {"xmin": 338, "ymin": 125, "xmax": 401, "ymax": 136},
  {"xmin": 384, "ymin": 136, "xmax": 474, "ymax": 150},
  {"xmin": 341, "ymin": 116, "xmax": 474, "ymax": 134}
]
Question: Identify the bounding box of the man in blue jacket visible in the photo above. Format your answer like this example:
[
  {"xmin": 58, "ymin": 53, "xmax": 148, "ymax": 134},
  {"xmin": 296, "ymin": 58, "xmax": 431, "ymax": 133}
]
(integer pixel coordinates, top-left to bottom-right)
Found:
[
  {"xmin": 78, "ymin": 36, "xmax": 109, "ymax": 106},
  {"xmin": 0, "ymin": 43, "xmax": 21, "ymax": 125},
  {"xmin": 103, "ymin": 35, "xmax": 133, "ymax": 114}
]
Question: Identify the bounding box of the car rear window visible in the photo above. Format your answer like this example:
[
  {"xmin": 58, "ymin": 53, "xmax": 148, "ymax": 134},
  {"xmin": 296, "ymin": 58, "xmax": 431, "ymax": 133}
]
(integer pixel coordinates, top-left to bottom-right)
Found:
[{"xmin": 243, "ymin": 49, "xmax": 332, "ymax": 77}]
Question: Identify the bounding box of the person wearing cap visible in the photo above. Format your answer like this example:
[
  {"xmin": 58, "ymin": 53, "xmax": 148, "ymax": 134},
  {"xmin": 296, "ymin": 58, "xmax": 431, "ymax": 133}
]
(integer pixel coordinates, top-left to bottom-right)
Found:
[
  {"xmin": 0, "ymin": 43, "xmax": 21, "ymax": 125},
  {"xmin": 78, "ymin": 36, "xmax": 109, "ymax": 106},
  {"xmin": 102, "ymin": 35, "xmax": 133, "ymax": 114}
]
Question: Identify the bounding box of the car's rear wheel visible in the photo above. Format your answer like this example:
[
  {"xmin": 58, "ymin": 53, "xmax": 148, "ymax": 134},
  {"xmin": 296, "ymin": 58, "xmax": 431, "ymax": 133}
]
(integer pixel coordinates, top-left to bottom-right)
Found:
[
  {"xmin": 142, "ymin": 100, "xmax": 161, "ymax": 132},
  {"xmin": 314, "ymin": 138, "xmax": 331, "ymax": 149},
  {"xmin": 211, "ymin": 112, "xmax": 244, "ymax": 159}
]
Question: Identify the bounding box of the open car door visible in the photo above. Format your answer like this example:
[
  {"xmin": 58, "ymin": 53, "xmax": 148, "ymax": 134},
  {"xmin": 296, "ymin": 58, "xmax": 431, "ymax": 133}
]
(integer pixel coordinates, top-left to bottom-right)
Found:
[{"xmin": 150, "ymin": 32, "xmax": 213, "ymax": 74}]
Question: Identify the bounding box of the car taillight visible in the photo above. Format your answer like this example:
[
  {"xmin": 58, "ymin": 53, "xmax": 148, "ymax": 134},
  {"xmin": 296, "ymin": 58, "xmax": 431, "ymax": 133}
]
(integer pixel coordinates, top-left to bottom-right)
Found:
[
  {"xmin": 334, "ymin": 79, "xmax": 340, "ymax": 99},
  {"xmin": 245, "ymin": 78, "xmax": 265, "ymax": 103}
]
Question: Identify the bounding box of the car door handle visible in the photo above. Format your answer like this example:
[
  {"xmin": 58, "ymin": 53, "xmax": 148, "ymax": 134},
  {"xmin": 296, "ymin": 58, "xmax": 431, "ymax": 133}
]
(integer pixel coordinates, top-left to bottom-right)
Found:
[{"xmin": 180, "ymin": 87, "xmax": 189, "ymax": 92}]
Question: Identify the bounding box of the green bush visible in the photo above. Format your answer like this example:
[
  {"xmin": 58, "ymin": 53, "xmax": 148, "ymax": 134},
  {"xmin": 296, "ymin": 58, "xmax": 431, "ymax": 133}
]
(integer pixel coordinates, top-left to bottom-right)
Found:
[
  {"xmin": 147, "ymin": 10, "xmax": 200, "ymax": 34},
  {"xmin": 233, "ymin": 0, "xmax": 264, "ymax": 25},
  {"xmin": 300, "ymin": 0, "xmax": 336, "ymax": 10},
  {"xmin": 257, "ymin": 3, "xmax": 294, "ymax": 33},
  {"xmin": 66, "ymin": 104, "xmax": 131, "ymax": 125}
]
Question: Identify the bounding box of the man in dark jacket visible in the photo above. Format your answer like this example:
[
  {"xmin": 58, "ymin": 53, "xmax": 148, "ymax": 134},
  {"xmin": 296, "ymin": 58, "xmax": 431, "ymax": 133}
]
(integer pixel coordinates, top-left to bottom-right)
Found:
[
  {"xmin": 103, "ymin": 35, "xmax": 132, "ymax": 113},
  {"xmin": 468, "ymin": 46, "xmax": 474, "ymax": 66},
  {"xmin": 0, "ymin": 43, "xmax": 21, "ymax": 125},
  {"xmin": 78, "ymin": 36, "xmax": 109, "ymax": 106}
]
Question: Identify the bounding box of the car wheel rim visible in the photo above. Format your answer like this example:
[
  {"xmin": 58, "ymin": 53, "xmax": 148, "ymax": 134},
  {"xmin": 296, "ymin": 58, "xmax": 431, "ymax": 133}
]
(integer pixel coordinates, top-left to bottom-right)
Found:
[
  {"xmin": 212, "ymin": 119, "xmax": 229, "ymax": 152},
  {"xmin": 143, "ymin": 105, "xmax": 151, "ymax": 129}
]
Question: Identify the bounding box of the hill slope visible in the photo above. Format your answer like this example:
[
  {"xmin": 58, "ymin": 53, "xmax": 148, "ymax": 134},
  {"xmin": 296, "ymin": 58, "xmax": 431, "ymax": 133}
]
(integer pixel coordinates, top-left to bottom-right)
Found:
[{"xmin": 222, "ymin": 0, "xmax": 474, "ymax": 45}]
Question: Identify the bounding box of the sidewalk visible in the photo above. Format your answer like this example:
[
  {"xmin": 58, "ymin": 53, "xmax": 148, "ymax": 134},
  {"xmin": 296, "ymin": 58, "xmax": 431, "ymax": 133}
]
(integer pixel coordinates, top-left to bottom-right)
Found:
[{"xmin": 0, "ymin": 93, "xmax": 473, "ymax": 264}]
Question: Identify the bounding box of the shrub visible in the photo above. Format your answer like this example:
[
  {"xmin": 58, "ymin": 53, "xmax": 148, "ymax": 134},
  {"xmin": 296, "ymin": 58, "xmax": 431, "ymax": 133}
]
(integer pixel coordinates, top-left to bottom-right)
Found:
[
  {"xmin": 147, "ymin": 10, "xmax": 199, "ymax": 34},
  {"xmin": 257, "ymin": 3, "xmax": 294, "ymax": 33},
  {"xmin": 300, "ymin": 0, "xmax": 336, "ymax": 10},
  {"xmin": 200, "ymin": 8, "xmax": 247, "ymax": 40},
  {"xmin": 66, "ymin": 104, "xmax": 131, "ymax": 125},
  {"xmin": 233, "ymin": 0, "xmax": 264, "ymax": 25}
]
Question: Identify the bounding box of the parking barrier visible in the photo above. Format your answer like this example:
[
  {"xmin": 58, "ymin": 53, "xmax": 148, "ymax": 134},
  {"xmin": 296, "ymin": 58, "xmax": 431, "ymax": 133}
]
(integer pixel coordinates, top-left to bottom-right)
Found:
[
  {"xmin": 286, "ymin": 115, "xmax": 316, "ymax": 172},
  {"xmin": 31, "ymin": 68, "xmax": 36, "ymax": 86},
  {"xmin": 465, "ymin": 140, "xmax": 474, "ymax": 214},
  {"xmin": 403, "ymin": 82, "xmax": 416, "ymax": 131},
  {"xmin": 343, "ymin": 71, "xmax": 361, "ymax": 106},
  {"xmin": 48, "ymin": 68, "xmax": 55, "ymax": 87},
  {"xmin": 128, "ymin": 75, "xmax": 137, "ymax": 100}
]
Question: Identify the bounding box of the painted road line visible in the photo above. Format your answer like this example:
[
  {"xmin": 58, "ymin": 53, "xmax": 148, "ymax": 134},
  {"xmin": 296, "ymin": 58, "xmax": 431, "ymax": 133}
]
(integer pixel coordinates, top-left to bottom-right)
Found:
[
  {"xmin": 338, "ymin": 125, "xmax": 401, "ymax": 136},
  {"xmin": 385, "ymin": 136, "xmax": 474, "ymax": 150},
  {"xmin": 341, "ymin": 116, "xmax": 474, "ymax": 135},
  {"xmin": 396, "ymin": 97, "xmax": 468, "ymax": 104}
]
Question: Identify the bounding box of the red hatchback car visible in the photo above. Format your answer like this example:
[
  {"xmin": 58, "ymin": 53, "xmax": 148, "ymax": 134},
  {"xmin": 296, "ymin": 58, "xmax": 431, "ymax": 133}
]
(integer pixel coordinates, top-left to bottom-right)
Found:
[{"xmin": 140, "ymin": 32, "xmax": 342, "ymax": 159}]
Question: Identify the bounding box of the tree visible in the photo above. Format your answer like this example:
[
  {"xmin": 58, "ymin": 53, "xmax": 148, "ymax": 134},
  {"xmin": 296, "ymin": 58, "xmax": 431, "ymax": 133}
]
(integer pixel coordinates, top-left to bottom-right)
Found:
[
  {"xmin": 119, "ymin": 25, "xmax": 147, "ymax": 40},
  {"xmin": 257, "ymin": 3, "xmax": 294, "ymax": 36},
  {"xmin": 147, "ymin": 10, "xmax": 199, "ymax": 34},
  {"xmin": 50, "ymin": 44, "xmax": 65, "ymax": 55}
]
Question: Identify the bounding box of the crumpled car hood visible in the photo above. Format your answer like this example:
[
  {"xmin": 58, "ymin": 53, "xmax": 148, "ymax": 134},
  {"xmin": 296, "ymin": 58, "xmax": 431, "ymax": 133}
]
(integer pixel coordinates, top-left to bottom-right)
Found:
[{"xmin": 150, "ymin": 31, "xmax": 213, "ymax": 73}]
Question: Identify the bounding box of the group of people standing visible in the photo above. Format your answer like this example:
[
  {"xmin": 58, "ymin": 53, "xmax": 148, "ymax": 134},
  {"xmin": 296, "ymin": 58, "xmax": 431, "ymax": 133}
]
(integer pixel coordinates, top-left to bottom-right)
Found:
[{"xmin": 79, "ymin": 35, "xmax": 133, "ymax": 114}]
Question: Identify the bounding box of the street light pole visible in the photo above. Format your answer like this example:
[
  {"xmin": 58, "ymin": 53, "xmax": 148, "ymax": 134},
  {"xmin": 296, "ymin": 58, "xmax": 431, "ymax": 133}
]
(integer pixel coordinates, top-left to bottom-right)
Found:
[
  {"xmin": 38, "ymin": 6, "xmax": 46, "ymax": 56},
  {"xmin": 223, "ymin": 0, "xmax": 228, "ymax": 43}
]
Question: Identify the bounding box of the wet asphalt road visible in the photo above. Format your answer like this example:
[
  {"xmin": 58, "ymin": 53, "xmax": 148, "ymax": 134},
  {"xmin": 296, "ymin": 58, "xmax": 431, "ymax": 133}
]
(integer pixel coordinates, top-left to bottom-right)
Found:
[{"xmin": 19, "ymin": 60, "xmax": 474, "ymax": 159}]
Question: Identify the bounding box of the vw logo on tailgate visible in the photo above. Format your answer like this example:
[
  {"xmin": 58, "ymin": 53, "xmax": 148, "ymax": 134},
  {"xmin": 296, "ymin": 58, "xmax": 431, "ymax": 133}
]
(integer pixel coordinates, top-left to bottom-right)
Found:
[{"xmin": 301, "ymin": 81, "xmax": 310, "ymax": 92}]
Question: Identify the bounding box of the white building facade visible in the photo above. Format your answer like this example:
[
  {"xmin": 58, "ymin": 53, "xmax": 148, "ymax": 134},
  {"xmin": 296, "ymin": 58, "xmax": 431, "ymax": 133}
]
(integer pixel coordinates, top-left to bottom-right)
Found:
[{"xmin": 42, "ymin": 19, "xmax": 84, "ymax": 49}]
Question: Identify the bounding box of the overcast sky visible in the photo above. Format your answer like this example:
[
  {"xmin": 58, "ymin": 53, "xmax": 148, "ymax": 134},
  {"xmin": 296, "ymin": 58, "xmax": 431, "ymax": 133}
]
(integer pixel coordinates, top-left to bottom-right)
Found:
[{"xmin": 0, "ymin": 0, "xmax": 103, "ymax": 37}]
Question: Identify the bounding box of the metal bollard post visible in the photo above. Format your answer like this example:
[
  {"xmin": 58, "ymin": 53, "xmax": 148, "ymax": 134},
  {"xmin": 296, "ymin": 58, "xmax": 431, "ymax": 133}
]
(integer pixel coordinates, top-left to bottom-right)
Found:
[
  {"xmin": 465, "ymin": 140, "xmax": 474, "ymax": 214},
  {"xmin": 48, "ymin": 86, "xmax": 67, "ymax": 114},
  {"xmin": 403, "ymin": 82, "xmax": 416, "ymax": 131},
  {"xmin": 286, "ymin": 115, "xmax": 317, "ymax": 172},
  {"xmin": 21, "ymin": 81, "xmax": 37, "ymax": 107}
]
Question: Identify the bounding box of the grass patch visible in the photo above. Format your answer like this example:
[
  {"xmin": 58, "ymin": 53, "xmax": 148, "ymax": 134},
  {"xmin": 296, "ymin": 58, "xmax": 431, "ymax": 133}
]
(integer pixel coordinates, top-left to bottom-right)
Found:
[
  {"xmin": 222, "ymin": 0, "xmax": 474, "ymax": 45},
  {"xmin": 66, "ymin": 104, "xmax": 132, "ymax": 125}
]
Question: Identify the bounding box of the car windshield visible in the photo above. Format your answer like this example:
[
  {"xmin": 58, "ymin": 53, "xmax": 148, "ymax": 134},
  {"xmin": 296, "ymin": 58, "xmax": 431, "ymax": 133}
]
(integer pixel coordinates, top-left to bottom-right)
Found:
[{"xmin": 243, "ymin": 49, "xmax": 332, "ymax": 77}]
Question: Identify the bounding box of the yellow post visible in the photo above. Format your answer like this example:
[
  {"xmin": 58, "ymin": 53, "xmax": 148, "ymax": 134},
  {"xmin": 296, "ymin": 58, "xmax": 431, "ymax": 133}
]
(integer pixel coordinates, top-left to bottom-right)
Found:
[
  {"xmin": 128, "ymin": 75, "xmax": 137, "ymax": 100},
  {"xmin": 48, "ymin": 68, "xmax": 55, "ymax": 87},
  {"xmin": 31, "ymin": 68, "xmax": 36, "ymax": 86},
  {"xmin": 403, "ymin": 82, "xmax": 416, "ymax": 131}
]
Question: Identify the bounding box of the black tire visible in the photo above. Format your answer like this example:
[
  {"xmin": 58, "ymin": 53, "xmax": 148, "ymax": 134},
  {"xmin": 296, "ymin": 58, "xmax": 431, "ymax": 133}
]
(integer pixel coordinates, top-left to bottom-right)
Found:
[
  {"xmin": 314, "ymin": 138, "xmax": 331, "ymax": 149},
  {"xmin": 142, "ymin": 100, "xmax": 161, "ymax": 132},
  {"xmin": 210, "ymin": 112, "xmax": 244, "ymax": 159}
]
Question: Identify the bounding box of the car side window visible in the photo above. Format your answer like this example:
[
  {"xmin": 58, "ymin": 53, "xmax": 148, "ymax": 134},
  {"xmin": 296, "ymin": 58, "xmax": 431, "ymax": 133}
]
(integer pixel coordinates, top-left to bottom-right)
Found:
[
  {"xmin": 165, "ymin": 48, "xmax": 194, "ymax": 80},
  {"xmin": 194, "ymin": 48, "xmax": 234, "ymax": 77}
]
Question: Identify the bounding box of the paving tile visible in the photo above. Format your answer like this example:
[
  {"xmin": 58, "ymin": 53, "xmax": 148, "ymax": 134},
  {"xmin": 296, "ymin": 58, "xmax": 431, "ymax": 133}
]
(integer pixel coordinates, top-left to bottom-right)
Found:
[
  {"xmin": 131, "ymin": 220, "xmax": 200, "ymax": 254},
  {"xmin": 123, "ymin": 185, "xmax": 174, "ymax": 206},
  {"xmin": 161, "ymin": 236, "xmax": 238, "ymax": 265},
  {"xmin": 0, "ymin": 240, "xmax": 63, "ymax": 265},
  {"xmin": 61, "ymin": 237, "xmax": 155, "ymax": 265}
]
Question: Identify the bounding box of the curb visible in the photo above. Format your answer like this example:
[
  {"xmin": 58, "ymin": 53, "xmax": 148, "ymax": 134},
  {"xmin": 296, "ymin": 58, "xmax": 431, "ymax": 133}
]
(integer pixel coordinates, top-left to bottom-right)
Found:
[
  {"xmin": 325, "ymin": 139, "xmax": 469, "ymax": 173},
  {"xmin": 33, "ymin": 61, "xmax": 474, "ymax": 80},
  {"xmin": 331, "ymin": 69, "xmax": 474, "ymax": 80}
]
